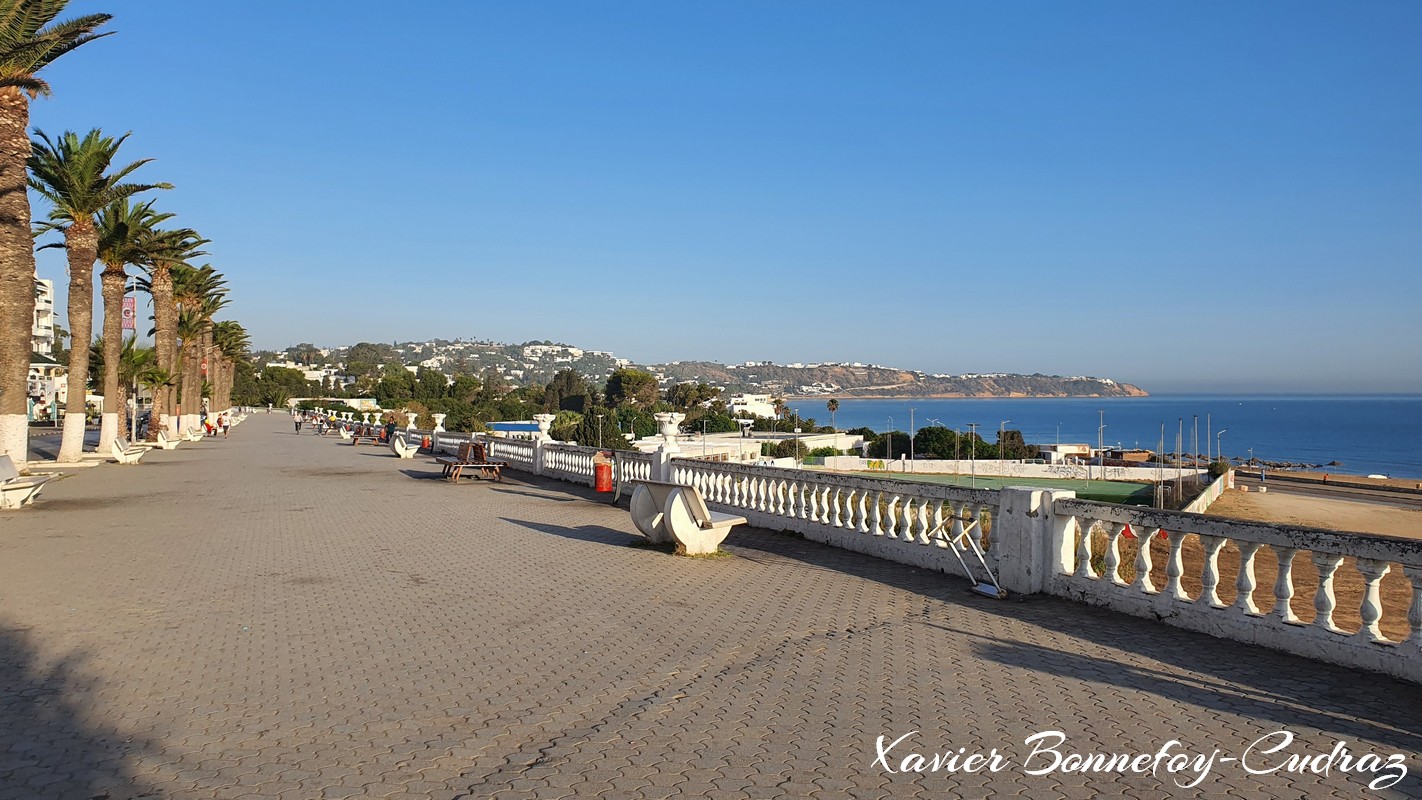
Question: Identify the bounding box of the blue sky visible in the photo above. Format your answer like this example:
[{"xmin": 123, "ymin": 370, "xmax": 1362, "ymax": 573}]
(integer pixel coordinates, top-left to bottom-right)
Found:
[{"xmin": 32, "ymin": 2, "xmax": 1422, "ymax": 393}]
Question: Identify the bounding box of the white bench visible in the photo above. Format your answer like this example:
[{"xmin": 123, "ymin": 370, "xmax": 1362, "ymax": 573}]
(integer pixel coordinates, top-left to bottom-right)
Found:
[
  {"xmin": 390, "ymin": 433, "xmax": 419, "ymax": 459},
  {"xmin": 0, "ymin": 455, "xmax": 52, "ymax": 509},
  {"xmin": 181, "ymin": 429, "xmax": 204, "ymax": 442},
  {"xmin": 629, "ymin": 479, "xmax": 747, "ymax": 555},
  {"xmin": 156, "ymin": 431, "xmax": 180, "ymax": 450},
  {"xmin": 111, "ymin": 437, "xmax": 146, "ymax": 465},
  {"xmin": 338, "ymin": 428, "xmax": 352, "ymax": 440}
]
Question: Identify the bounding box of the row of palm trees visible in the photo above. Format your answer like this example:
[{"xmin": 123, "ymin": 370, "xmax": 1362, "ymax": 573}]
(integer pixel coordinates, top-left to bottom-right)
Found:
[{"xmin": 0, "ymin": 2, "xmax": 250, "ymax": 465}]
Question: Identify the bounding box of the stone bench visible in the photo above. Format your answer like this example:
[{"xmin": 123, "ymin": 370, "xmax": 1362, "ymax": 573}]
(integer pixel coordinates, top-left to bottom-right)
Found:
[
  {"xmin": 629, "ymin": 479, "xmax": 747, "ymax": 555},
  {"xmin": 0, "ymin": 455, "xmax": 52, "ymax": 509},
  {"xmin": 111, "ymin": 437, "xmax": 146, "ymax": 465},
  {"xmin": 390, "ymin": 433, "xmax": 419, "ymax": 459}
]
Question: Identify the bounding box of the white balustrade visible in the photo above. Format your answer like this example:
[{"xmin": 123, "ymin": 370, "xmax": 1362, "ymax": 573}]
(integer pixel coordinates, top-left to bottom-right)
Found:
[{"xmin": 1052, "ymin": 497, "xmax": 1422, "ymax": 684}]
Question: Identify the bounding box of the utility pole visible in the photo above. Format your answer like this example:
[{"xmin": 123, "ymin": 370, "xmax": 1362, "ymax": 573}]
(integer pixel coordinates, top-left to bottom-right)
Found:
[
  {"xmin": 968, "ymin": 422, "xmax": 980, "ymax": 488},
  {"xmin": 909, "ymin": 407, "xmax": 915, "ymax": 472}
]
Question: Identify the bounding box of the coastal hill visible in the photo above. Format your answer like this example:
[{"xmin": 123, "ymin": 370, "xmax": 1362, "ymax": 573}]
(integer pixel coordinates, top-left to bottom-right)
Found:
[
  {"xmin": 650, "ymin": 360, "xmax": 1149, "ymax": 399},
  {"xmin": 273, "ymin": 339, "xmax": 1148, "ymax": 399}
]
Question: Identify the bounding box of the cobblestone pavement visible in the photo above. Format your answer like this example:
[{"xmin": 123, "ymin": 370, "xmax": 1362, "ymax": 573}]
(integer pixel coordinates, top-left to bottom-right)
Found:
[{"xmin": 1, "ymin": 415, "xmax": 1419, "ymax": 799}]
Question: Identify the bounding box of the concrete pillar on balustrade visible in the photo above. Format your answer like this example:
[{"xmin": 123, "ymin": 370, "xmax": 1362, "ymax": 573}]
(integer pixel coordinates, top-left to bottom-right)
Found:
[
  {"xmin": 652, "ymin": 412, "xmax": 685, "ymax": 482},
  {"xmin": 432, "ymin": 414, "xmax": 446, "ymax": 432},
  {"xmin": 532, "ymin": 413, "xmax": 557, "ymax": 476},
  {"xmin": 405, "ymin": 412, "xmax": 418, "ymax": 430},
  {"xmin": 994, "ymin": 487, "xmax": 1077, "ymax": 595}
]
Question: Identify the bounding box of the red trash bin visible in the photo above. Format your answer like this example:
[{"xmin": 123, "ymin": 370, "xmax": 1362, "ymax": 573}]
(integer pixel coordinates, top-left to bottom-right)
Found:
[{"xmin": 594, "ymin": 462, "xmax": 613, "ymax": 493}]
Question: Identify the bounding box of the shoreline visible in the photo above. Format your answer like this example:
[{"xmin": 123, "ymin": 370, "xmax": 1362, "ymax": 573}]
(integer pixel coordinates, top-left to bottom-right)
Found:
[{"xmin": 783, "ymin": 393, "xmax": 1151, "ymax": 400}]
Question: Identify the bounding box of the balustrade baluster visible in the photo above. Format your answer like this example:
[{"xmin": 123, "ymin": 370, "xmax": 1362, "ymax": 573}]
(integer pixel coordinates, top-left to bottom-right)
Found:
[
  {"xmin": 1273, "ymin": 546, "xmax": 1300, "ymax": 624},
  {"xmin": 887, "ymin": 495, "xmax": 903, "ymax": 539},
  {"xmin": 950, "ymin": 503, "xmax": 966, "ymax": 543},
  {"xmin": 912, "ymin": 498, "xmax": 927, "ymax": 544},
  {"xmin": 901, "ymin": 498, "xmax": 915, "ymax": 542},
  {"xmin": 1356, "ymin": 559, "xmax": 1392, "ymax": 643},
  {"xmin": 1311, "ymin": 552, "xmax": 1345, "ymax": 633},
  {"xmin": 1104, "ymin": 523, "xmax": 1125, "ymax": 585},
  {"xmin": 871, "ymin": 492, "xmax": 884, "ymax": 536},
  {"xmin": 1075, "ymin": 521, "xmax": 1097, "ymax": 579},
  {"xmin": 1407, "ymin": 566, "xmax": 1422, "ymax": 650},
  {"xmin": 1163, "ymin": 531, "xmax": 1187, "ymax": 599},
  {"xmin": 831, "ymin": 488, "xmax": 844, "ymax": 528},
  {"xmin": 1200, "ymin": 536, "xmax": 1227, "ymax": 608},
  {"xmin": 1132, "ymin": 528, "xmax": 1158, "ymax": 593},
  {"xmin": 819, "ymin": 486, "xmax": 832, "ymax": 525},
  {"xmin": 1233, "ymin": 542, "xmax": 1262, "ymax": 615},
  {"xmin": 856, "ymin": 491, "xmax": 870, "ymax": 533}
]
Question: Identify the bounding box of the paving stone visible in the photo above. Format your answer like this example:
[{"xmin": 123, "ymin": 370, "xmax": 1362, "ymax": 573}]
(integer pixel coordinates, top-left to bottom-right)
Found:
[{"xmin": 0, "ymin": 414, "xmax": 1418, "ymax": 799}]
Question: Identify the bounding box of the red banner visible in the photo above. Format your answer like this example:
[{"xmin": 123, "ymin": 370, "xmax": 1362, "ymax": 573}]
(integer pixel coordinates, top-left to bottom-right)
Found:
[{"xmin": 121, "ymin": 296, "xmax": 136, "ymax": 330}]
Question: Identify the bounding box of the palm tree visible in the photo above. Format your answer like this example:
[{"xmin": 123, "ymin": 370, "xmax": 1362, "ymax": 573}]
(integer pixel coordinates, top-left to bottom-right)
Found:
[
  {"xmin": 29, "ymin": 128, "xmax": 168, "ymax": 460},
  {"xmin": 771, "ymin": 397, "xmax": 786, "ymax": 433},
  {"xmin": 90, "ymin": 333, "xmax": 153, "ymax": 437},
  {"xmin": 171, "ymin": 263, "xmax": 225, "ymax": 432},
  {"xmin": 0, "ymin": 2, "xmax": 112, "ymax": 465},
  {"xmin": 94, "ymin": 198, "xmax": 169, "ymax": 451},
  {"xmin": 826, "ymin": 398, "xmax": 839, "ymax": 431},
  {"xmin": 134, "ymin": 226, "xmax": 205, "ymax": 437},
  {"xmin": 210, "ymin": 320, "xmax": 249, "ymax": 412}
]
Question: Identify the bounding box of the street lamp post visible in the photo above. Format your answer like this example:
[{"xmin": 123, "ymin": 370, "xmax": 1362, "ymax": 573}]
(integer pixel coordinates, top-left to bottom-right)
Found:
[
  {"xmin": 999, "ymin": 419, "xmax": 1011, "ymax": 463},
  {"xmin": 1217, "ymin": 429, "xmax": 1227, "ymax": 465},
  {"xmin": 909, "ymin": 407, "xmax": 915, "ymax": 472},
  {"xmin": 886, "ymin": 417, "xmax": 893, "ymax": 468},
  {"xmin": 967, "ymin": 422, "xmax": 980, "ymax": 487},
  {"xmin": 1096, "ymin": 409, "xmax": 1106, "ymax": 481},
  {"xmin": 596, "ymin": 414, "xmax": 604, "ymax": 448}
]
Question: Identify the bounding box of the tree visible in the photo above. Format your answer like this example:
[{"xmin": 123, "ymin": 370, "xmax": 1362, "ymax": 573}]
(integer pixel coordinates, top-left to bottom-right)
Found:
[
  {"xmin": 0, "ymin": 3, "xmax": 112, "ymax": 464},
  {"xmin": 826, "ymin": 398, "xmax": 839, "ymax": 431},
  {"xmin": 543, "ymin": 368, "xmax": 591, "ymax": 412},
  {"xmin": 374, "ymin": 365, "xmax": 415, "ymax": 407},
  {"xmin": 94, "ymin": 198, "xmax": 169, "ymax": 451},
  {"xmin": 413, "ymin": 366, "xmax": 447, "ymax": 402},
  {"xmin": 137, "ymin": 226, "xmax": 205, "ymax": 437},
  {"xmin": 996, "ymin": 429, "xmax": 1037, "ymax": 461},
  {"xmin": 867, "ymin": 431, "xmax": 912, "ymax": 459},
  {"xmin": 28, "ymin": 128, "xmax": 168, "ymax": 458},
  {"xmin": 605, "ymin": 368, "xmax": 659, "ymax": 409},
  {"xmin": 171, "ymin": 263, "xmax": 226, "ymax": 431}
]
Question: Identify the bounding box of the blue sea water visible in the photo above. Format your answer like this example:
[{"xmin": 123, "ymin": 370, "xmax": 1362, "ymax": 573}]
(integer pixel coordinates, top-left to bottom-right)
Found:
[{"xmin": 793, "ymin": 396, "xmax": 1422, "ymax": 480}]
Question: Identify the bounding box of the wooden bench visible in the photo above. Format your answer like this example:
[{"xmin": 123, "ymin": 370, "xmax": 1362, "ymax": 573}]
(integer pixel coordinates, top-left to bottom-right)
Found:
[
  {"xmin": 111, "ymin": 437, "xmax": 146, "ymax": 465},
  {"xmin": 0, "ymin": 455, "xmax": 53, "ymax": 509},
  {"xmin": 629, "ymin": 479, "xmax": 747, "ymax": 555},
  {"xmin": 435, "ymin": 442, "xmax": 507, "ymax": 483}
]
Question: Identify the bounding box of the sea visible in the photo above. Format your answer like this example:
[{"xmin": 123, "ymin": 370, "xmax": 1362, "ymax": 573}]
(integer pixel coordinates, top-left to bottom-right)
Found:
[{"xmin": 796, "ymin": 395, "xmax": 1422, "ymax": 481}]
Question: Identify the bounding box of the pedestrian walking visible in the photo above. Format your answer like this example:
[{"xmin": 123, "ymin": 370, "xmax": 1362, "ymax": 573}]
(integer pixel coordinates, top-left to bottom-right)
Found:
[
  {"xmin": 219, "ymin": 413, "xmax": 230, "ymax": 438},
  {"xmin": 294, "ymin": 413, "xmax": 303, "ymax": 434}
]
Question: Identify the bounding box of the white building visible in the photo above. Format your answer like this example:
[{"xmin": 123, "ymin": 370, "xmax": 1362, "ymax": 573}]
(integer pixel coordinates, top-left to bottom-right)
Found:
[
  {"xmin": 32, "ymin": 273, "xmax": 55, "ymax": 355},
  {"xmin": 728, "ymin": 393, "xmax": 777, "ymax": 419}
]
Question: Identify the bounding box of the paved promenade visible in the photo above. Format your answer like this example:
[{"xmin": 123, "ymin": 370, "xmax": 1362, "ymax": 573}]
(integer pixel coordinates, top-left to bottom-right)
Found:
[{"xmin": 1, "ymin": 414, "xmax": 1419, "ymax": 799}]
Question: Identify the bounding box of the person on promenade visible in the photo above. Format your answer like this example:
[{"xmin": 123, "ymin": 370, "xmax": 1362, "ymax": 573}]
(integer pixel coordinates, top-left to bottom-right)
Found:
[
  {"xmin": 382, "ymin": 418, "xmax": 397, "ymax": 443},
  {"xmin": 294, "ymin": 413, "xmax": 303, "ymax": 434},
  {"xmin": 219, "ymin": 414, "xmax": 230, "ymax": 438}
]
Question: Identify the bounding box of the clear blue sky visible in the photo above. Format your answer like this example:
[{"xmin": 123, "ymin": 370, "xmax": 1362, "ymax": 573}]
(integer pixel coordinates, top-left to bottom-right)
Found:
[{"xmin": 32, "ymin": 2, "xmax": 1422, "ymax": 393}]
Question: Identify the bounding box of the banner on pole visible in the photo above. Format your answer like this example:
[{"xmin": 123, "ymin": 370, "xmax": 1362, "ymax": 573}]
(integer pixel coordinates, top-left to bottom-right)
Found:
[{"xmin": 121, "ymin": 296, "xmax": 136, "ymax": 331}]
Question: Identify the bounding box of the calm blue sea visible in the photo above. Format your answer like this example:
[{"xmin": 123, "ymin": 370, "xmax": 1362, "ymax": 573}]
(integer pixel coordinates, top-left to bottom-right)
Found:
[{"xmin": 798, "ymin": 396, "xmax": 1422, "ymax": 480}]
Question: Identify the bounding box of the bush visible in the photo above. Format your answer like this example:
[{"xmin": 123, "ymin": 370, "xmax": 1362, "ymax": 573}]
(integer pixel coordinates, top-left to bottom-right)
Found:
[{"xmin": 1207, "ymin": 459, "xmax": 1232, "ymax": 478}]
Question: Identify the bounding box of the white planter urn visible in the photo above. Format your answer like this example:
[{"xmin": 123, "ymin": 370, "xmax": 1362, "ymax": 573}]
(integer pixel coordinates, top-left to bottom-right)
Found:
[
  {"xmin": 405, "ymin": 412, "xmax": 419, "ymax": 429},
  {"xmin": 533, "ymin": 413, "xmax": 557, "ymax": 442},
  {"xmin": 432, "ymin": 413, "xmax": 447, "ymax": 432},
  {"xmin": 655, "ymin": 412, "xmax": 686, "ymax": 447}
]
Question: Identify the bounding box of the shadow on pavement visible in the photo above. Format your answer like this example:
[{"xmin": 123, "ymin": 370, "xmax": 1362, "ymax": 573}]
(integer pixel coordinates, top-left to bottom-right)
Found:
[{"xmin": 0, "ymin": 623, "xmax": 159, "ymax": 799}]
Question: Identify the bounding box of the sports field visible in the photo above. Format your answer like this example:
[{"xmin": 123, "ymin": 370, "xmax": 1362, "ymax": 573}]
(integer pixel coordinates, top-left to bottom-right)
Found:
[{"xmin": 835, "ymin": 470, "xmax": 1156, "ymax": 505}]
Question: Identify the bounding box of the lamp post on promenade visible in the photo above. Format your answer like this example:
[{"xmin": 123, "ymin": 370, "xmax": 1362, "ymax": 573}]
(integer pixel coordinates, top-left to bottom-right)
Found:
[
  {"xmin": 596, "ymin": 414, "xmax": 604, "ymax": 448},
  {"xmin": 909, "ymin": 407, "xmax": 915, "ymax": 473},
  {"xmin": 1217, "ymin": 429, "xmax": 1228, "ymax": 466},
  {"xmin": 967, "ymin": 422, "xmax": 980, "ymax": 488},
  {"xmin": 999, "ymin": 419, "xmax": 1011, "ymax": 464},
  {"xmin": 886, "ymin": 417, "xmax": 892, "ymax": 468},
  {"xmin": 1096, "ymin": 409, "xmax": 1106, "ymax": 482}
]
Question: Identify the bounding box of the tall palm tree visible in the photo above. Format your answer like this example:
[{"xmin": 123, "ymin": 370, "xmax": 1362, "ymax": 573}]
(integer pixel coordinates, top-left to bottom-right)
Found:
[
  {"xmin": 826, "ymin": 398, "xmax": 839, "ymax": 431},
  {"xmin": 28, "ymin": 128, "xmax": 168, "ymax": 460},
  {"xmin": 170, "ymin": 263, "xmax": 225, "ymax": 432},
  {"xmin": 94, "ymin": 198, "xmax": 168, "ymax": 451},
  {"xmin": 134, "ymin": 226, "xmax": 205, "ymax": 437},
  {"xmin": 210, "ymin": 320, "xmax": 249, "ymax": 412},
  {"xmin": 0, "ymin": 2, "xmax": 112, "ymax": 465},
  {"xmin": 90, "ymin": 332, "xmax": 153, "ymax": 437}
]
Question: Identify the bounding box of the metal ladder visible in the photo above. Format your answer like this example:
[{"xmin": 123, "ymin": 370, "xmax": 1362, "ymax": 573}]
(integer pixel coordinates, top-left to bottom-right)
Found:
[{"xmin": 924, "ymin": 511, "xmax": 1006, "ymax": 599}]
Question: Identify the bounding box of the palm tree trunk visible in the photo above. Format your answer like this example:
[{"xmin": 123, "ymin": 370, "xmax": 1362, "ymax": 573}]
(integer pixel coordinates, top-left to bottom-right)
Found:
[
  {"xmin": 97, "ymin": 265, "xmax": 125, "ymax": 453},
  {"xmin": 180, "ymin": 337, "xmax": 200, "ymax": 432},
  {"xmin": 58, "ymin": 219, "xmax": 98, "ymax": 460},
  {"xmin": 0, "ymin": 88, "xmax": 35, "ymax": 466},
  {"xmin": 150, "ymin": 264, "xmax": 176, "ymax": 437}
]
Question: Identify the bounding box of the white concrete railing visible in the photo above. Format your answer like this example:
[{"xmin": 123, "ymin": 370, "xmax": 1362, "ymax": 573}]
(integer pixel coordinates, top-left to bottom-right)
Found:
[
  {"xmin": 542, "ymin": 442, "xmax": 601, "ymax": 486},
  {"xmin": 615, "ymin": 451, "xmax": 654, "ymax": 488},
  {"xmin": 481, "ymin": 436, "xmax": 536, "ymax": 471},
  {"xmin": 1050, "ymin": 495, "xmax": 1422, "ymax": 684},
  {"xmin": 821, "ymin": 455, "xmax": 1206, "ymax": 483},
  {"xmin": 669, "ymin": 458, "xmax": 1003, "ymax": 580}
]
